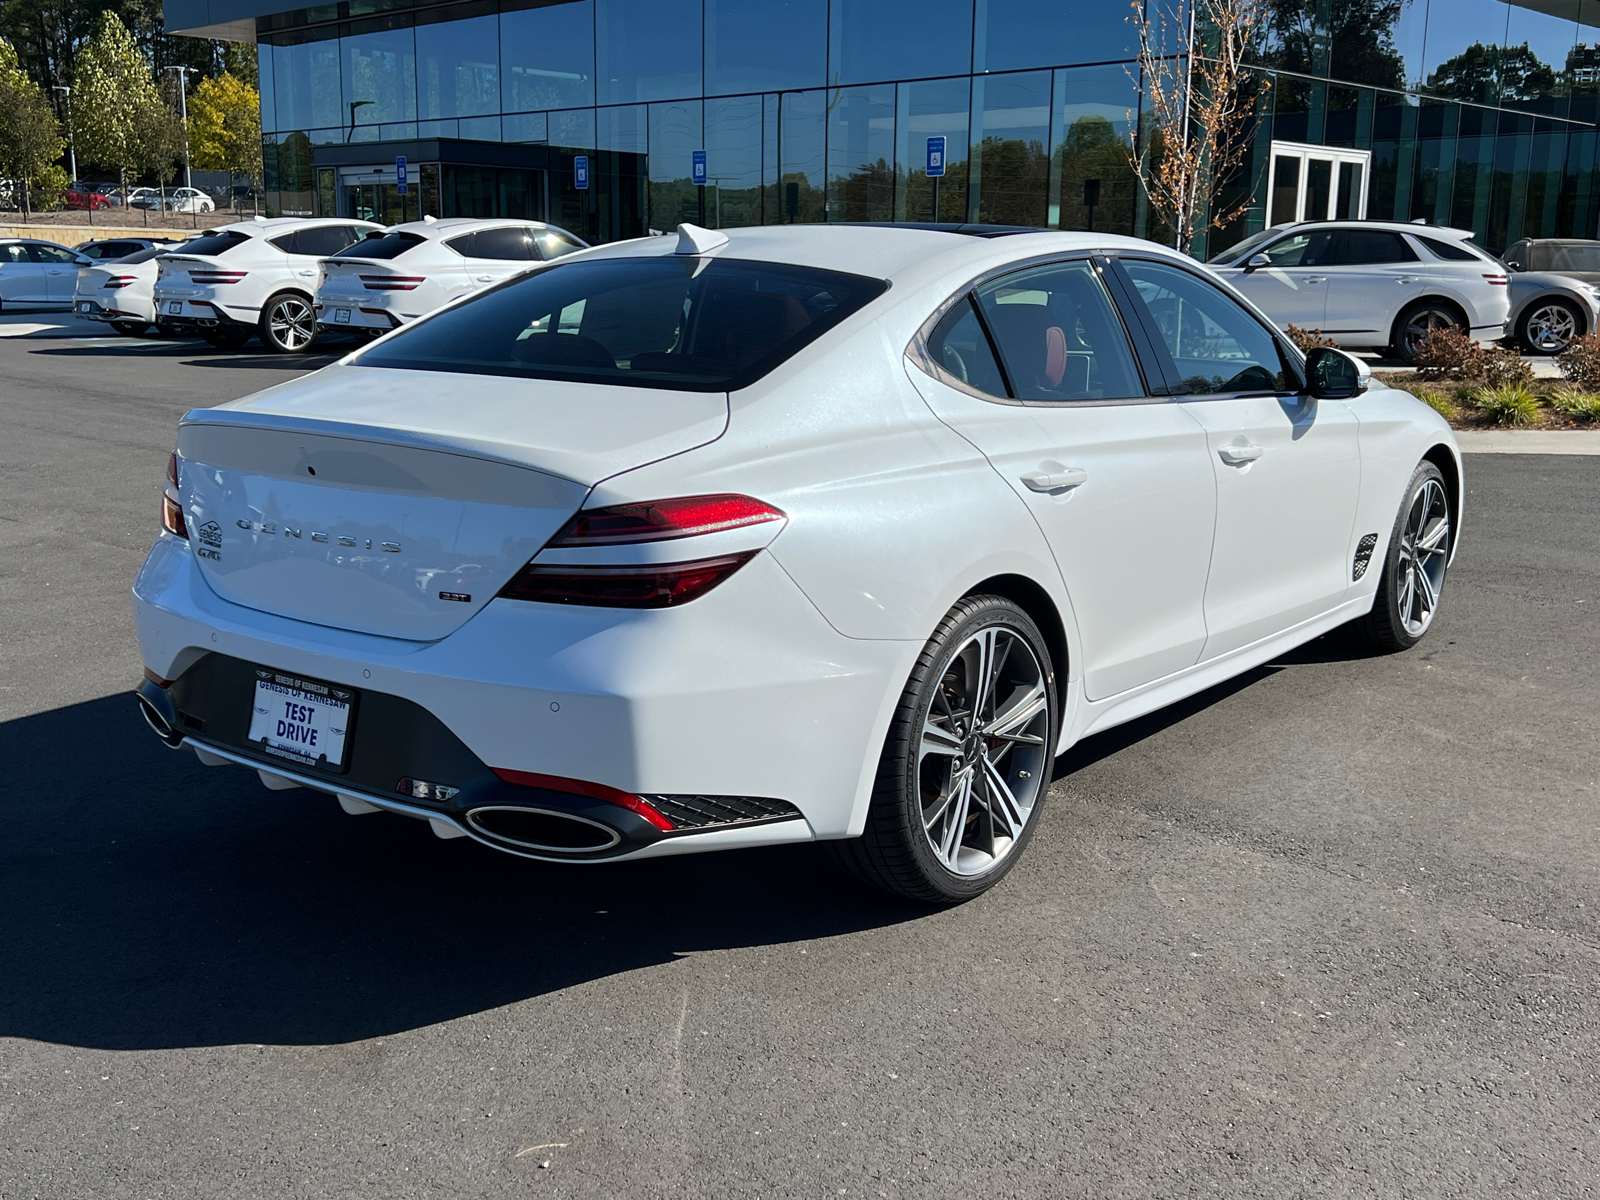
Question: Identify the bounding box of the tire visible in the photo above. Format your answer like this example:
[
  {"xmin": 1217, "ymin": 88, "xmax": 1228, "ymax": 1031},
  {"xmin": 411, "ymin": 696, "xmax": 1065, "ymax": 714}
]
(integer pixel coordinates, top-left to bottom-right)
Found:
[
  {"xmin": 201, "ymin": 325, "xmax": 253, "ymax": 349},
  {"xmin": 1390, "ymin": 301, "xmax": 1464, "ymax": 364},
  {"xmin": 109, "ymin": 319, "xmax": 149, "ymax": 336},
  {"xmin": 258, "ymin": 291, "xmax": 317, "ymax": 353},
  {"xmin": 829, "ymin": 595, "xmax": 1057, "ymax": 903},
  {"xmin": 1517, "ymin": 298, "xmax": 1583, "ymax": 355},
  {"xmin": 1354, "ymin": 461, "xmax": 1452, "ymax": 653}
]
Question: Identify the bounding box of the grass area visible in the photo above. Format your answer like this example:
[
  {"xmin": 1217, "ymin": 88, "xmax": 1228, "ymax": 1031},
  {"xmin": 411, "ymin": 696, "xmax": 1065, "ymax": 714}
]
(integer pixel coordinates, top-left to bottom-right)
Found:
[{"xmin": 1376, "ymin": 372, "xmax": 1600, "ymax": 429}]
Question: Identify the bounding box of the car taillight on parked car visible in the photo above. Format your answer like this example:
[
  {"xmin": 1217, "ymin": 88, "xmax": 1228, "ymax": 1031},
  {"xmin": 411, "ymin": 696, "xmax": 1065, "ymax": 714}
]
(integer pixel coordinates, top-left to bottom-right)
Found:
[
  {"xmin": 1484, "ymin": 273, "xmax": 1509, "ymax": 286},
  {"xmin": 188, "ymin": 270, "xmax": 248, "ymax": 284},
  {"xmin": 361, "ymin": 275, "xmax": 426, "ymax": 291},
  {"xmin": 104, "ymin": 275, "xmax": 137, "ymax": 290},
  {"xmin": 497, "ymin": 495, "xmax": 786, "ymax": 609},
  {"xmin": 161, "ymin": 452, "xmax": 187, "ymax": 539}
]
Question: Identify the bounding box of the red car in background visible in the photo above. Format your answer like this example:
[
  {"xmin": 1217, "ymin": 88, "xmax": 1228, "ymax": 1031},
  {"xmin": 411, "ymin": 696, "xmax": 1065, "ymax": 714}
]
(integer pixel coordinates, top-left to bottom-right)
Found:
[{"xmin": 62, "ymin": 183, "xmax": 113, "ymax": 211}]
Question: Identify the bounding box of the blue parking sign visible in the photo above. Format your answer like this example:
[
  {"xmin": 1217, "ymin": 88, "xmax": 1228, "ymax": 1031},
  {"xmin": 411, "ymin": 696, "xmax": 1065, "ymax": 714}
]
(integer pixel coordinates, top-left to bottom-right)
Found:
[
  {"xmin": 692, "ymin": 150, "xmax": 708, "ymax": 187},
  {"xmin": 395, "ymin": 156, "xmax": 408, "ymax": 196},
  {"xmin": 574, "ymin": 155, "xmax": 590, "ymax": 190},
  {"xmin": 926, "ymin": 136, "xmax": 946, "ymax": 178}
]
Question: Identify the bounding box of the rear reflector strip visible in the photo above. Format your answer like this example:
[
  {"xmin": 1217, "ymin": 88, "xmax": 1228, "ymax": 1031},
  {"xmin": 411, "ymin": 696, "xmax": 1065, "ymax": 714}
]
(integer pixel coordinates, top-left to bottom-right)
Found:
[
  {"xmin": 491, "ymin": 768, "xmax": 676, "ymax": 831},
  {"xmin": 188, "ymin": 271, "xmax": 248, "ymax": 284},
  {"xmin": 361, "ymin": 275, "xmax": 426, "ymax": 291}
]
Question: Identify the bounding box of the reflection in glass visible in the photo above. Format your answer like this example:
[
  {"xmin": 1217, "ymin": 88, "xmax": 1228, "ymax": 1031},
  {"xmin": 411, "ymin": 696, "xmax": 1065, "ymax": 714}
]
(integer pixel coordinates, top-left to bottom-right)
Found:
[
  {"xmin": 777, "ymin": 89, "xmax": 826, "ymax": 223},
  {"xmin": 1422, "ymin": 0, "xmax": 1510, "ymax": 105},
  {"xmin": 1270, "ymin": 154, "xmax": 1300, "ymax": 225},
  {"xmin": 460, "ymin": 115, "xmax": 502, "ymax": 140},
  {"xmin": 705, "ymin": 95, "xmax": 765, "ymax": 227},
  {"xmin": 971, "ymin": 71, "xmax": 1050, "ymax": 226},
  {"xmin": 976, "ymin": 0, "xmax": 1132, "ymax": 73},
  {"xmin": 598, "ymin": 104, "xmax": 647, "ymax": 153},
  {"xmin": 1505, "ymin": 2, "xmax": 1580, "ymax": 114},
  {"xmin": 705, "ymin": 0, "xmax": 825, "ymax": 96},
  {"xmin": 1329, "ymin": 0, "xmax": 1419, "ymax": 89},
  {"xmin": 829, "ymin": 0, "xmax": 972, "ymax": 86},
  {"xmin": 828, "ymin": 86, "xmax": 895, "ymax": 222},
  {"xmin": 274, "ymin": 35, "xmax": 342, "ymax": 132},
  {"xmin": 501, "ymin": 0, "xmax": 595, "ymax": 112},
  {"xmin": 504, "ymin": 112, "xmax": 550, "ymax": 142},
  {"xmin": 549, "ymin": 107, "xmax": 597, "ymax": 149},
  {"xmin": 417, "ymin": 6, "xmax": 498, "ymax": 120},
  {"xmin": 894, "ymin": 77, "xmax": 969, "ymax": 222},
  {"xmin": 1334, "ymin": 160, "xmax": 1363, "ymax": 218},
  {"xmin": 1050, "ymin": 65, "xmax": 1136, "ymax": 236},
  {"xmin": 258, "ymin": 44, "xmax": 276, "ymax": 132},
  {"xmin": 342, "ymin": 17, "xmax": 417, "ymax": 128},
  {"xmin": 1305, "ymin": 156, "xmax": 1332, "ymax": 219},
  {"xmin": 597, "ymin": 0, "xmax": 702, "ymax": 103},
  {"xmin": 649, "ymin": 100, "xmax": 703, "ymax": 230}
]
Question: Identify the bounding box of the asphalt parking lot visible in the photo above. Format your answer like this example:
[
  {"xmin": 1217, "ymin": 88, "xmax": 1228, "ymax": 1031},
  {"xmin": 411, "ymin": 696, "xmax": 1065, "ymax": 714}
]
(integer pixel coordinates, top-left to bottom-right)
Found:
[{"xmin": 2, "ymin": 310, "xmax": 1597, "ymax": 1199}]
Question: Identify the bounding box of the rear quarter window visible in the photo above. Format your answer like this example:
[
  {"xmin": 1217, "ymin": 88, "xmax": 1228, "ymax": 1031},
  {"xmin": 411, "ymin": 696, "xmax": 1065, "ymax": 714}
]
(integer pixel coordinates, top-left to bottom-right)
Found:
[
  {"xmin": 175, "ymin": 230, "xmax": 251, "ymax": 257},
  {"xmin": 357, "ymin": 256, "xmax": 887, "ymax": 392}
]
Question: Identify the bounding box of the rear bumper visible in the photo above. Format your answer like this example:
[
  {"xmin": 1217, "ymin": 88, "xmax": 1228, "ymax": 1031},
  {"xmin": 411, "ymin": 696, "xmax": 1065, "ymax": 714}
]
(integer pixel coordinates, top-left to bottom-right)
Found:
[
  {"xmin": 314, "ymin": 300, "xmax": 397, "ymax": 332},
  {"xmin": 131, "ymin": 533, "xmax": 915, "ymax": 854}
]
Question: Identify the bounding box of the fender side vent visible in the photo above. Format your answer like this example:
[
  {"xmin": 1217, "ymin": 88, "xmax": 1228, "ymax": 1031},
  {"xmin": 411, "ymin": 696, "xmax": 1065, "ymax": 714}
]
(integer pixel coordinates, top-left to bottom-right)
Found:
[
  {"xmin": 639, "ymin": 794, "xmax": 803, "ymax": 830},
  {"xmin": 1352, "ymin": 532, "xmax": 1379, "ymax": 580}
]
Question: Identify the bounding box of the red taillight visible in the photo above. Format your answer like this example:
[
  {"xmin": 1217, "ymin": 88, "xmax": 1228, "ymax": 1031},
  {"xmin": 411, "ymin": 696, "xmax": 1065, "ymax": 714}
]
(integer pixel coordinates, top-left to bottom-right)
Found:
[
  {"xmin": 1484, "ymin": 273, "xmax": 1508, "ymax": 285},
  {"xmin": 497, "ymin": 553, "xmax": 756, "ymax": 608},
  {"xmin": 162, "ymin": 452, "xmax": 187, "ymax": 539},
  {"xmin": 551, "ymin": 494, "xmax": 786, "ymax": 547},
  {"xmin": 491, "ymin": 768, "xmax": 676, "ymax": 831},
  {"xmin": 361, "ymin": 275, "xmax": 425, "ymax": 291},
  {"xmin": 188, "ymin": 270, "xmax": 247, "ymax": 284},
  {"xmin": 104, "ymin": 275, "xmax": 137, "ymax": 290}
]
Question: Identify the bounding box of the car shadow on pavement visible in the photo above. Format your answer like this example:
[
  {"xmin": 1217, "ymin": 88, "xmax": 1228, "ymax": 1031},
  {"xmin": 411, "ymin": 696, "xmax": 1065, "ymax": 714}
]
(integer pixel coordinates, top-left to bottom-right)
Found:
[
  {"xmin": 0, "ymin": 695, "xmax": 927, "ymax": 1052},
  {"xmin": 32, "ymin": 343, "xmax": 351, "ymax": 370}
]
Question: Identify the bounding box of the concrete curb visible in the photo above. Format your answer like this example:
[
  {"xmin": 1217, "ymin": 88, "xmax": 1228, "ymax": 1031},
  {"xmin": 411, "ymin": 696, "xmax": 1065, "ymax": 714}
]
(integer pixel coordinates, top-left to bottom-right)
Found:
[{"xmin": 1455, "ymin": 430, "xmax": 1600, "ymax": 454}]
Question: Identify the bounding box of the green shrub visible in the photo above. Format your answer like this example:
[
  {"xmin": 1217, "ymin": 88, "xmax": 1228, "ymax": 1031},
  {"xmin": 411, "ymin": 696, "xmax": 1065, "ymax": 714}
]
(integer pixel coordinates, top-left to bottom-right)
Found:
[
  {"xmin": 1557, "ymin": 333, "xmax": 1600, "ymax": 389},
  {"xmin": 1549, "ymin": 391, "xmax": 1600, "ymax": 422},
  {"xmin": 1468, "ymin": 385, "xmax": 1542, "ymax": 427}
]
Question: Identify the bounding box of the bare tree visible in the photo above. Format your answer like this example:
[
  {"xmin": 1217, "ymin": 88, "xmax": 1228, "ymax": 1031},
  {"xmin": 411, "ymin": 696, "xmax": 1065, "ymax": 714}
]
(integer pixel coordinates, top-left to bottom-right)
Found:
[{"xmin": 1128, "ymin": 0, "xmax": 1269, "ymax": 255}]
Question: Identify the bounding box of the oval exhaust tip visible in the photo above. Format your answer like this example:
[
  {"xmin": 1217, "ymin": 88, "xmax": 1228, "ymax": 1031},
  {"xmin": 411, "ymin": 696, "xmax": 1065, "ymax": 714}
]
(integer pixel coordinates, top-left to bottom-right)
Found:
[
  {"xmin": 466, "ymin": 806, "xmax": 622, "ymax": 854},
  {"xmin": 136, "ymin": 684, "xmax": 184, "ymax": 748}
]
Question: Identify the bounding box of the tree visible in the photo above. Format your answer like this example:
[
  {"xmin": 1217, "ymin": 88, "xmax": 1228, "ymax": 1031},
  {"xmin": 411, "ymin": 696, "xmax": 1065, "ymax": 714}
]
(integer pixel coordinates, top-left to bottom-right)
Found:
[
  {"xmin": 189, "ymin": 69, "xmax": 260, "ymax": 198},
  {"xmin": 1129, "ymin": 0, "xmax": 1270, "ymax": 255},
  {"xmin": 1426, "ymin": 42, "xmax": 1555, "ymax": 105},
  {"xmin": 0, "ymin": 35, "xmax": 68, "ymax": 210},
  {"xmin": 71, "ymin": 11, "xmax": 154, "ymax": 192},
  {"xmin": 141, "ymin": 70, "xmax": 186, "ymax": 201}
]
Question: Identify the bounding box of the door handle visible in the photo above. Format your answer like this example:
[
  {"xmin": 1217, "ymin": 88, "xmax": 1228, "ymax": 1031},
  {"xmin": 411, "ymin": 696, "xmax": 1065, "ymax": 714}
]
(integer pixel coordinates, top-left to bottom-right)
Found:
[
  {"xmin": 1021, "ymin": 467, "xmax": 1088, "ymax": 492},
  {"xmin": 476, "ymin": 274, "xmax": 494, "ymax": 281},
  {"xmin": 1303, "ymin": 276, "xmax": 1327, "ymax": 284},
  {"xmin": 1397, "ymin": 276, "xmax": 1418, "ymax": 284},
  {"xmin": 1218, "ymin": 443, "xmax": 1265, "ymax": 465}
]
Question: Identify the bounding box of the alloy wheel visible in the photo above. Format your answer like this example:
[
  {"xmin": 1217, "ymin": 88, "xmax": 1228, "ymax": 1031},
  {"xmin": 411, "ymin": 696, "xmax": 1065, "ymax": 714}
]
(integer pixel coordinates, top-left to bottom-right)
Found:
[
  {"xmin": 1395, "ymin": 477, "xmax": 1450, "ymax": 638},
  {"xmin": 266, "ymin": 296, "xmax": 316, "ymax": 352},
  {"xmin": 1400, "ymin": 307, "xmax": 1458, "ymax": 359},
  {"xmin": 918, "ymin": 625, "xmax": 1050, "ymax": 876},
  {"xmin": 1524, "ymin": 302, "xmax": 1577, "ymax": 353}
]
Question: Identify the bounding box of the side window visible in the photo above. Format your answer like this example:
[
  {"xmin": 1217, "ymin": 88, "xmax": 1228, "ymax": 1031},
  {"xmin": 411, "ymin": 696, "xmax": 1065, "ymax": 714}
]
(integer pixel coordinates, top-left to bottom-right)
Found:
[
  {"xmin": 444, "ymin": 233, "xmax": 477, "ymax": 258},
  {"xmin": 1333, "ymin": 229, "xmax": 1419, "ymax": 265},
  {"xmin": 1, "ymin": 244, "xmax": 29, "ymax": 263},
  {"xmin": 1260, "ymin": 230, "xmax": 1334, "ymax": 267},
  {"xmin": 535, "ymin": 230, "xmax": 584, "ymax": 259},
  {"xmin": 974, "ymin": 260, "xmax": 1144, "ymax": 401},
  {"xmin": 269, "ymin": 233, "xmax": 297, "ymax": 254},
  {"xmin": 1121, "ymin": 259, "xmax": 1293, "ymax": 396},
  {"xmin": 926, "ymin": 297, "xmax": 1008, "ymax": 398},
  {"xmin": 460, "ymin": 228, "xmax": 535, "ymax": 260},
  {"xmin": 32, "ymin": 244, "xmax": 78, "ymax": 264},
  {"xmin": 1417, "ymin": 234, "xmax": 1482, "ymax": 263},
  {"xmin": 294, "ymin": 225, "xmax": 360, "ymax": 257}
]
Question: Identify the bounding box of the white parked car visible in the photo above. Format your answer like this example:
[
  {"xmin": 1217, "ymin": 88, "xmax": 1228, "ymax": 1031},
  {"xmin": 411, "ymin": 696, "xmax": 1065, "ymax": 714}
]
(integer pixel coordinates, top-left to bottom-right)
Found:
[
  {"xmin": 314, "ymin": 218, "xmax": 587, "ymax": 334},
  {"xmin": 1210, "ymin": 220, "xmax": 1510, "ymax": 363},
  {"xmin": 153, "ymin": 218, "xmax": 382, "ymax": 352},
  {"xmin": 0, "ymin": 238, "xmax": 92, "ymax": 309},
  {"xmin": 134, "ymin": 224, "xmax": 1462, "ymax": 903},
  {"xmin": 164, "ymin": 187, "xmax": 216, "ymax": 214},
  {"xmin": 127, "ymin": 188, "xmax": 164, "ymax": 210},
  {"xmin": 73, "ymin": 244, "xmax": 167, "ymax": 334}
]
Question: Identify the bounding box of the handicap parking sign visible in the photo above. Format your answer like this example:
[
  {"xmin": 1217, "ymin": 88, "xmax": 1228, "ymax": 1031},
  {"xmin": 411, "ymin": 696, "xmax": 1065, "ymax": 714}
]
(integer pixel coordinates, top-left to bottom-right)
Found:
[
  {"xmin": 926, "ymin": 136, "xmax": 946, "ymax": 178},
  {"xmin": 574, "ymin": 155, "xmax": 590, "ymax": 189},
  {"xmin": 692, "ymin": 150, "xmax": 708, "ymax": 187}
]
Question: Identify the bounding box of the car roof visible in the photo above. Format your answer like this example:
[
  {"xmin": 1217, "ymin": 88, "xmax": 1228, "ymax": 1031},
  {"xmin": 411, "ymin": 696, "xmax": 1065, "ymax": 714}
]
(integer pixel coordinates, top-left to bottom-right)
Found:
[
  {"xmin": 1260, "ymin": 219, "xmax": 1477, "ymax": 240},
  {"xmin": 214, "ymin": 216, "xmax": 383, "ymax": 236},
  {"xmin": 379, "ymin": 217, "xmax": 566, "ymax": 239}
]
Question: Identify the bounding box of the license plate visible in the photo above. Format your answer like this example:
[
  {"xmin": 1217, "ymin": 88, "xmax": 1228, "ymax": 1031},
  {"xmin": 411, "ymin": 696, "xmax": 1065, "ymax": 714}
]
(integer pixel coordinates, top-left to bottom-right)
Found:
[
  {"xmin": 167, "ymin": 301, "xmax": 182, "ymax": 315},
  {"xmin": 333, "ymin": 308, "xmax": 351, "ymax": 324},
  {"xmin": 76, "ymin": 301, "xmax": 93, "ymax": 314},
  {"xmin": 247, "ymin": 669, "xmax": 355, "ymax": 771}
]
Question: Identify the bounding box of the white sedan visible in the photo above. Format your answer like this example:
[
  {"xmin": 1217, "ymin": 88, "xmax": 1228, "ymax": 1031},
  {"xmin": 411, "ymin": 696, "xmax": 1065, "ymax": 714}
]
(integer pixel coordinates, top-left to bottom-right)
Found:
[
  {"xmin": 133, "ymin": 224, "xmax": 1461, "ymax": 903},
  {"xmin": 164, "ymin": 187, "xmax": 216, "ymax": 214},
  {"xmin": 72, "ymin": 244, "xmax": 167, "ymax": 333},
  {"xmin": 314, "ymin": 217, "xmax": 587, "ymax": 334}
]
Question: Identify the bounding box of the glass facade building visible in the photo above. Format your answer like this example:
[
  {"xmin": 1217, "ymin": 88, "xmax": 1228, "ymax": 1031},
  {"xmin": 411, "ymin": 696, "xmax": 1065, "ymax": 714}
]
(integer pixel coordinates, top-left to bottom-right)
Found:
[{"xmin": 231, "ymin": 0, "xmax": 1600, "ymax": 253}]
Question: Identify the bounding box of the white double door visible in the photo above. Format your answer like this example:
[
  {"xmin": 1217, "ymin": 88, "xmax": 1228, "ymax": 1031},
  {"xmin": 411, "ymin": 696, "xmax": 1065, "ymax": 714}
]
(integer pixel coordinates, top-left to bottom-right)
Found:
[{"xmin": 1268, "ymin": 141, "xmax": 1371, "ymax": 226}]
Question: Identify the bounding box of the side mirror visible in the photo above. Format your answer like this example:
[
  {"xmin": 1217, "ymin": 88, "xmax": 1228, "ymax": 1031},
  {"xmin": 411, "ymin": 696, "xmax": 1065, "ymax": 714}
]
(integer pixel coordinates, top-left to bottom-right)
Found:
[
  {"xmin": 1304, "ymin": 345, "xmax": 1368, "ymax": 400},
  {"xmin": 1243, "ymin": 253, "xmax": 1271, "ymax": 274}
]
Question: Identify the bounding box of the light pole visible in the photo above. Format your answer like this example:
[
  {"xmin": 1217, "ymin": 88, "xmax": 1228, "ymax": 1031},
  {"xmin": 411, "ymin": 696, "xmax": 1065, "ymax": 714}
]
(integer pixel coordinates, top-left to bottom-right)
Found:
[
  {"xmin": 51, "ymin": 85, "xmax": 76, "ymax": 184},
  {"xmin": 164, "ymin": 66, "xmax": 194, "ymax": 189},
  {"xmin": 347, "ymin": 100, "xmax": 374, "ymax": 143}
]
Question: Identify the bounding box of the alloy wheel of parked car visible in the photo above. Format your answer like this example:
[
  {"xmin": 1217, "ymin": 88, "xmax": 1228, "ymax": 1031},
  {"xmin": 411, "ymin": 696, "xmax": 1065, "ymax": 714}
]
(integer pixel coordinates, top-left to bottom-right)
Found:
[
  {"xmin": 833, "ymin": 595, "xmax": 1055, "ymax": 903},
  {"xmin": 1393, "ymin": 303, "xmax": 1462, "ymax": 364},
  {"xmin": 1356, "ymin": 462, "xmax": 1451, "ymax": 652},
  {"xmin": 259, "ymin": 292, "xmax": 317, "ymax": 353},
  {"xmin": 1518, "ymin": 299, "xmax": 1582, "ymax": 355}
]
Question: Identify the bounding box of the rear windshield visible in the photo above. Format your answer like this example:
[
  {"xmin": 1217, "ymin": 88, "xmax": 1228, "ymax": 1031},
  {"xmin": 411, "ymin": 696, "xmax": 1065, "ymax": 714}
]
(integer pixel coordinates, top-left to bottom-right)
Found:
[
  {"xmin": 335, "ymin": 231, "xmax": 427, "ymax": 260},
  {"xmin": 1532, "ymin": 242, "xmax": 1600, "ymax": 272},
  {"xmin": 174, "ymin": 230, "xmax": 251, "ymax": 257},
  {"xmin": 122, "ymin": 245, "xmax": 168, "ymax": 264},
  {"xmin": 357, "ymin": 256, "xmax": 888, "ymax": 392}
]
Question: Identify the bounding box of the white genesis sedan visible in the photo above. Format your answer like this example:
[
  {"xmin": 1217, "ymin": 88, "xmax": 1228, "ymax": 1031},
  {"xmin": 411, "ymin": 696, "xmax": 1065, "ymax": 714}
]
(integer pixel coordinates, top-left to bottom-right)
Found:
[
  {"xmin": 314, "ymin": 218, "xmax": 588, "ymax": 335},
  {"xmin": 133, "ymin": 224, "xmax": 1462, "ymax": 902}
]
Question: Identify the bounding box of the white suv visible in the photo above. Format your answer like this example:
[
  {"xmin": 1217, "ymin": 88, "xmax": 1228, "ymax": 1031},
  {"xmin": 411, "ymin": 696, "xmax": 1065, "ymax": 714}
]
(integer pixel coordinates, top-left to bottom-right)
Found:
[
  {"xmin": 314, "ymin": 217, "xmax": 587, "ymax": 335},
  {"xmin": 1210, "ymin": 221, "xmax": 1510, "ymax": 363},
  {"xmin": 153, "ymin": 218, "xmax": 382, "ymax": 352}
]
